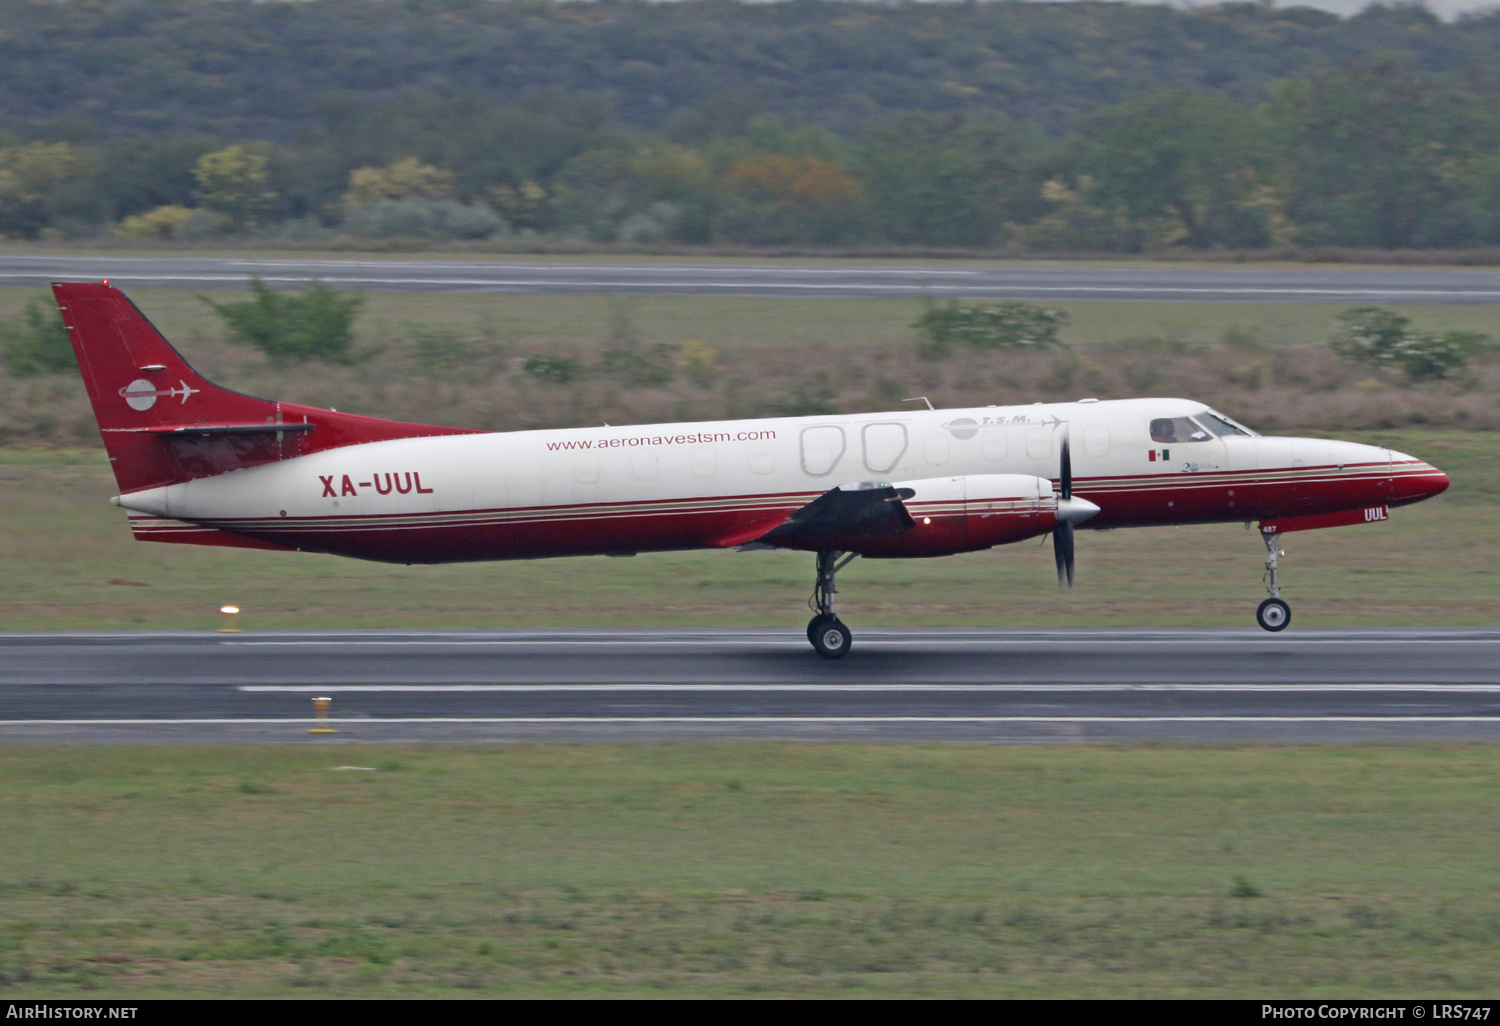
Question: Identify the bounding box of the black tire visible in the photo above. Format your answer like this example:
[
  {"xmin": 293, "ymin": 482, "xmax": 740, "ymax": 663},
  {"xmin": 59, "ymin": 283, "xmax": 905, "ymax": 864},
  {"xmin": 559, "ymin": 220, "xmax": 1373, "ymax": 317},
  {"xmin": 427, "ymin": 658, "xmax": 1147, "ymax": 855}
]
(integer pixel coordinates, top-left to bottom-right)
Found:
[
  {"xmin": 1256, "ymin": 597, "xmax": 1291, "ymax": 632},
  {"xmin": 810, "ymin": 618, "xmax": 852, "ymax": 659},
  {"xmin": 807, "ymin": 613, "xmax": 832, "ymax": 644}
]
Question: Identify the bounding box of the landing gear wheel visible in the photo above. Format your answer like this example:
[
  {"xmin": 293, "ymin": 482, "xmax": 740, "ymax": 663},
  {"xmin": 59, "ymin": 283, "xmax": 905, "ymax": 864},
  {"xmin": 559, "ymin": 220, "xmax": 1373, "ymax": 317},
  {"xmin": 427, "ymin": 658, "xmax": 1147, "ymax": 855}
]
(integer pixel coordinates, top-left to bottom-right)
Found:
[
  {"xmin": 1256, "ymin": 597, "xmax": 1291, "ymax": 632},
  {"xmin": 809, "ymin": 617, "xmax": 852, "ymax": 659},
  {"xmin": 807, "ymin": 613, "xmax": 833, "ymax": 644}
]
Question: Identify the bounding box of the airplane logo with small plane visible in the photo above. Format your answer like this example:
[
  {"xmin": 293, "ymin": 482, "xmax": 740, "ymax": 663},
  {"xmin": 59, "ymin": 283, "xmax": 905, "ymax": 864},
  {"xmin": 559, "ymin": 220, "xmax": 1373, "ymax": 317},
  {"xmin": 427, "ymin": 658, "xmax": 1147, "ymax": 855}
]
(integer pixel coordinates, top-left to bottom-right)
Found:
[{"xmin": 119, "ymin": 378, "xmax": 200, "ymax": 411}]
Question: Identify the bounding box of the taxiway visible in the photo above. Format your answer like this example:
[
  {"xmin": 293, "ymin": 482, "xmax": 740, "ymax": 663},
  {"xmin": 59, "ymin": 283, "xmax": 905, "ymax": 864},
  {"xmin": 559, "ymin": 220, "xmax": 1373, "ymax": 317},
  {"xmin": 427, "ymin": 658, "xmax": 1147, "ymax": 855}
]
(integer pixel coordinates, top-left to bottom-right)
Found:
[{"xmin": 6, "ymin": 255, "xmax": 1500, "ymax": 302}]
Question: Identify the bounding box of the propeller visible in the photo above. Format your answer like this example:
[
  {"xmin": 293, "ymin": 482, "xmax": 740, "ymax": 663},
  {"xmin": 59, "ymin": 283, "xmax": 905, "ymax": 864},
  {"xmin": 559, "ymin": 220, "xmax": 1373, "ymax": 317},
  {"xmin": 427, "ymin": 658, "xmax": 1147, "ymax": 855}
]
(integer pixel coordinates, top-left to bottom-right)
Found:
[
  {"xmin": 1051, "ymin": 432, "xmax": 1101, "ymax": 587},
  {"xmin": 1054, "ymin": 432, "xmax": 1075, "ymax": 588}
]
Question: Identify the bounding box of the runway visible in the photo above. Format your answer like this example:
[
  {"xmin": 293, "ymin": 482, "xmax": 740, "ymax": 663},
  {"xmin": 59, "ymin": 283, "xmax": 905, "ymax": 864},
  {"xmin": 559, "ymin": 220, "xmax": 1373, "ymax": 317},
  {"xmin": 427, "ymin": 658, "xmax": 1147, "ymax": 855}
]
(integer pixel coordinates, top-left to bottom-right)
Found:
[
  {"xmin": 2, "ymin": 628, "xmax": 1498, "ymax": 744},
  {"xmin": 7, "ymin": 254, "xmax": 1500, "ymax": 303}
]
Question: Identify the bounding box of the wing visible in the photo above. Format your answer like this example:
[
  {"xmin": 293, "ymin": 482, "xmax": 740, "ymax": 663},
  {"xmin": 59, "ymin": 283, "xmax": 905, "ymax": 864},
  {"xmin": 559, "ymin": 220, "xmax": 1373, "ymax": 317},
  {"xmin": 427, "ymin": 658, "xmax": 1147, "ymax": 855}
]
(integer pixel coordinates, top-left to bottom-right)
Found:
[{"xmin": 733, "ymin": 483, "xmax": 917, "ymax": 550}]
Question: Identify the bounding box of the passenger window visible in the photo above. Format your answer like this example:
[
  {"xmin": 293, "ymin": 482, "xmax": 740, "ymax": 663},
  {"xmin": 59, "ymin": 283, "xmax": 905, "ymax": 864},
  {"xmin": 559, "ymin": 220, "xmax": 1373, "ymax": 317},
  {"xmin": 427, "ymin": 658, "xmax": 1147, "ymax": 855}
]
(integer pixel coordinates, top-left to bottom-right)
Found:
[
  {"xmin": 980, "ymin": 427, "xmax": 1006, "ymax": 462},
  {"xmin": 690, "ymin": 446, "xmax": 716, "ymax": 479},
  {"xmin": 862, "ymin": 422, "xmax": 908, "ymax": 474},
  {"xmin": 1025, "ymin": 425, "xmax": 1051, "ymax": 460},
  {"xmin": 1149, "ymin": 417, "xmax": 1211, "ymax": 444},
  {"xmin": 632, "ymin": 452, "xmax": 658, "ymax": 481},
  {"xmin": 800, "ymin": 425, "xmax": 846, "ymax": 477},
  {"xmin": 923, "ymin": 432, "xmax": 949, "ymax": 466}
]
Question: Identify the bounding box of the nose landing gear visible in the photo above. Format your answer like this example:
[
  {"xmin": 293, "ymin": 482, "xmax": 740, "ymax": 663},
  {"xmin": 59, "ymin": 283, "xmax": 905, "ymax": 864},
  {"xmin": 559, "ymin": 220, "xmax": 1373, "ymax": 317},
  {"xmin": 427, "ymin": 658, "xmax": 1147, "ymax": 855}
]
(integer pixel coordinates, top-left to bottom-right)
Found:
[
  {"xmin": 807, "ymin": 549, "xmax": 856, "ymax": 658},
  {"xmin": 1257, "ymin": 531, "xmax": 1291, "ymax": 632}
]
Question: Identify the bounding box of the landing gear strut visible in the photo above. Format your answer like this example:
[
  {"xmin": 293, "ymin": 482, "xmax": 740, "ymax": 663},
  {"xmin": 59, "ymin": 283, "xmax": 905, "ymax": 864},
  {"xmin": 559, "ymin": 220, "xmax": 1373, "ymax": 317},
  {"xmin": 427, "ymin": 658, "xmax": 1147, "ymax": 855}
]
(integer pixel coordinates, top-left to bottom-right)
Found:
[
  {"xmin": 807, "ymin": 549, "xmax": 855, "ymax": 658},
  {"xmin": 1257, "ymin": 531, "xmax": 1291, "ymax": 632}
]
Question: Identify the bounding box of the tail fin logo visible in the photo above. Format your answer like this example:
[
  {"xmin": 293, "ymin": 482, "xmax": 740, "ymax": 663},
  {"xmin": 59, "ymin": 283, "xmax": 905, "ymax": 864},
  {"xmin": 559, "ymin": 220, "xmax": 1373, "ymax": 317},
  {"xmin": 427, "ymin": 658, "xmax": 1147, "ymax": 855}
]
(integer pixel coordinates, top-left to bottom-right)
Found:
[{"xmin": 119, "ymin": 378, "xmax": 200, "ymax": 411}]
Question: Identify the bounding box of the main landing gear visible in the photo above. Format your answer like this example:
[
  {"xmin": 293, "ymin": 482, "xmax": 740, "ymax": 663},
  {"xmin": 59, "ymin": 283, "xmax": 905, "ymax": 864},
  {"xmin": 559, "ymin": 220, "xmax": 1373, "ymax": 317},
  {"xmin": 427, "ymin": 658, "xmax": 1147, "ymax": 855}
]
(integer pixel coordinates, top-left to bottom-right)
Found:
[
  {"xmin": 1257, "ymin": 531, "xmax": 1291, "ymax": 632},
  {"xmin": 807, "ymin": 549, "xmax": 856, "ymax": 658}
]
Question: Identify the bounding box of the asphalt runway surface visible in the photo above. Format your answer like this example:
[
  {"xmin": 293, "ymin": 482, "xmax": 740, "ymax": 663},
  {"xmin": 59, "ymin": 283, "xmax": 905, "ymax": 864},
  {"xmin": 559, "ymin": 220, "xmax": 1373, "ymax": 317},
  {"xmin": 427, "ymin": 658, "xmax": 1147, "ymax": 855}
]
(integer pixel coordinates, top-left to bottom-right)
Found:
[
  {"xmin": 7, "ymin": 254, "xmax": 1500, "ymax": 303},
  {"xmin": 2, "ymin": 627, "xmax": 1498, "ymax": 744}
]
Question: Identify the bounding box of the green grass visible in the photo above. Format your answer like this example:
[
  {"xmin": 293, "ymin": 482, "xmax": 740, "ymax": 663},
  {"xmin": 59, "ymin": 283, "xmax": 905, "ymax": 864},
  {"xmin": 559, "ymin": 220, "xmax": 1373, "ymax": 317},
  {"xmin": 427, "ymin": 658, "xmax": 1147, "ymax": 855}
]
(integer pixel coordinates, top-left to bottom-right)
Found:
[
  {"xmin": 0, "ymin": 431, "xmax": 1493, "ymax": 631},
  {"xmin": 8, "ymin": 284, "xmax": 1499, "ymax": 447},
  {"xmin": 11, "ymin": 284, "xmax": 1500, "ymax": 353},
  {"xmin": 2, "ymin": 743, "xmax": 1498, "ymax": 997}
]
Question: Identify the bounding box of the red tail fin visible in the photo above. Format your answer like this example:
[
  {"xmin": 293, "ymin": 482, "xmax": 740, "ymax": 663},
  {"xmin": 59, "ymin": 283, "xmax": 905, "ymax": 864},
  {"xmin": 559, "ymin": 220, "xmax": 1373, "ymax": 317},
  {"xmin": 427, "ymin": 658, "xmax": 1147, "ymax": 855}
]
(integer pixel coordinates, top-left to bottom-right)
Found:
[{"xmin": 54, "ymin": 281, "xmax": 476, "ymax": 495}]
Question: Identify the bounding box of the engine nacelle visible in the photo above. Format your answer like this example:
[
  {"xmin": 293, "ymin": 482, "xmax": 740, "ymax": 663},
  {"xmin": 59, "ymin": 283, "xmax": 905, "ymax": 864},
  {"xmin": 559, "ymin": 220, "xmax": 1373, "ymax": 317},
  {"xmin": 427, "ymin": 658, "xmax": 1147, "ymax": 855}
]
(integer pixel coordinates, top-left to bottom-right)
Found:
[{"xmin": 838, "ymin": 474, "xmax": 1064, "ymax": 558}]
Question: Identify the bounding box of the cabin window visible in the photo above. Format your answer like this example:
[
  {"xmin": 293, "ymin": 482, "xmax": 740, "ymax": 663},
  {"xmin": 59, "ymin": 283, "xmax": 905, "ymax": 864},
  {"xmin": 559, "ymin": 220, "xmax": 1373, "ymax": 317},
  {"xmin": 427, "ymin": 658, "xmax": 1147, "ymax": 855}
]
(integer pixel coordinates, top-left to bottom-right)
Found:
[
  {"xmin": 1025, "ymin": 425, "xmax": 1052, "ymax": 459},
  {"xmin": 862, "ymin": 422, "xmax": 908, "ymax": 474},
  {"xmin": 690, "ymin": 446, "xmax": 716, "ymax": 478},
  {"xmin": 800, "ymin": 425, "xmax": 846, "ymax": 477},
  {"xmin": 1149, "ymin": 417, "xmax": 1211, "ymax": 444},
  {"xmin": 923, "ymin": 432, "xmax": 949, "ymax": 466},
  {"xmin": 980, "ymin": 427, "xmax": 1007, "ymax": 462}
]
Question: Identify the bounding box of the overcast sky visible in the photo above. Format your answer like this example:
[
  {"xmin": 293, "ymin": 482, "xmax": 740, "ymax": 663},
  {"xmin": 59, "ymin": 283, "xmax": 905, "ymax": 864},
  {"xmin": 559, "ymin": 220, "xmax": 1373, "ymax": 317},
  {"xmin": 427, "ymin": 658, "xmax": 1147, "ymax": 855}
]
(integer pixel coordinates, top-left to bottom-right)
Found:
[
  {"xmin": 1273, "ymin": 0, "xmax": 1495, "ymax": 14},
  {"xmin": 1099, "ymin": 1, "xmax": 1499, "ymax": 18}
]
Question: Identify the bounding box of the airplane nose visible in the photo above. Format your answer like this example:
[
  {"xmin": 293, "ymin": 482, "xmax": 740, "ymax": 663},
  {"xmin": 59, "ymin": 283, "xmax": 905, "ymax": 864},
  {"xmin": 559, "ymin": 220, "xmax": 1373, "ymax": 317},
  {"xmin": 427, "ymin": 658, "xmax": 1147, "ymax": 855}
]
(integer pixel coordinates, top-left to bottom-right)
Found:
[
  {"xmin": 1387, "ymin": 451, "xmax": 1450, "ymax": 505},
  {"xmin": 1419, "ymin": 467, "xmax": 1451, "ymax": 500}
]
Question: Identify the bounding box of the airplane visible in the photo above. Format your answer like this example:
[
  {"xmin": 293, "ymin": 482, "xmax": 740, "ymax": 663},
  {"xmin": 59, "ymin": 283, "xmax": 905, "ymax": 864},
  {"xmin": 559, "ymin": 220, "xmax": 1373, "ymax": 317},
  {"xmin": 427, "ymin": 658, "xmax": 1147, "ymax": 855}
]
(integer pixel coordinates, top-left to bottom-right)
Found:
[{"xmin": 52, "ymin": 280, "xmax": 1450, "ymax": 658}]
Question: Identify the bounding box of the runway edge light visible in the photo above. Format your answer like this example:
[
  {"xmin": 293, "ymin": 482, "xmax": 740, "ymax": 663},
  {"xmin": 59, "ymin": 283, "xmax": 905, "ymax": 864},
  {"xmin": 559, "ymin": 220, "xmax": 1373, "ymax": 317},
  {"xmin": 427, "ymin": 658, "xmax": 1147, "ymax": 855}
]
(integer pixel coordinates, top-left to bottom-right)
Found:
[
  {"xmin": 218, "ymin": 605, "xmax": 240, "ymax": 633},
  {"xmin": 310, "ymin": 696, "xmax": 337, "ymax": 735}
]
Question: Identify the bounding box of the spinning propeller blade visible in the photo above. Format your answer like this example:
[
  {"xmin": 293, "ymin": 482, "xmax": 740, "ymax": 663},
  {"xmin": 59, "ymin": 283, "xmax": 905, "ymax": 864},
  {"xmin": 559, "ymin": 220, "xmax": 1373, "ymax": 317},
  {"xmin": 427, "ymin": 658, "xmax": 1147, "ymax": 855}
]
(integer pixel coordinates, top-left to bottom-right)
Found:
[
  {"xmin": 1055, "ymin": 432, "xmax": 1075, "ymax": 588},
  {"xmin": 1059, "ymin": 432, "xmax": 1072, "ymax": 502}
]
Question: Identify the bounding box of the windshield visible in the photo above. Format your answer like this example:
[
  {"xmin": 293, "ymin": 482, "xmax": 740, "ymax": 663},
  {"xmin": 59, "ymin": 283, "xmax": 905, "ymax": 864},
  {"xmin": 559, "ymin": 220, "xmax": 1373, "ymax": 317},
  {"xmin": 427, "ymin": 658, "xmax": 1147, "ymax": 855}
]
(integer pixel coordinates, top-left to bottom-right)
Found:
[
  {"xmin": 1149, "ymin": 417, "xmax": 1212, "ymax": 444},
  {"xmin": 1194, "ymin": 410, "xmax": 1256, "ymax": 438}
]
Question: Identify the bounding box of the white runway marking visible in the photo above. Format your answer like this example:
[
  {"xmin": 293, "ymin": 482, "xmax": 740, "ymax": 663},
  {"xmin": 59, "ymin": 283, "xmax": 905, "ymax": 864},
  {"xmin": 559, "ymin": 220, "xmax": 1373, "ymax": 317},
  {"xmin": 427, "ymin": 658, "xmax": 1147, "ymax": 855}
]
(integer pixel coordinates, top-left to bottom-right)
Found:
[
  {"xmin": 11, "ymin": 272, "xmax": 1500, "ymax": 299},
  {"xmin": 236, "ymin": 683, "xmax": 1500, "ymax": 693},
  {"xmin": 222, "ymin": 636, "xmax": 1500, "ymax": 648},
  {"xmin": 5, "ymin": 716, "xmax": 1499, "ymax": 726}
]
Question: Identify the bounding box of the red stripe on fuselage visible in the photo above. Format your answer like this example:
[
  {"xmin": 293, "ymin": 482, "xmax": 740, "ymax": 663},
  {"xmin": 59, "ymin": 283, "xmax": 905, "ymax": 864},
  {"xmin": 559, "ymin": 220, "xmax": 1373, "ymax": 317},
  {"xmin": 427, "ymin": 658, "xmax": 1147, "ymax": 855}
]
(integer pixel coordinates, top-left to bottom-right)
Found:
[{"xmin": 154, "ymin": 461, "xmax": 1447, "ymax": 563}]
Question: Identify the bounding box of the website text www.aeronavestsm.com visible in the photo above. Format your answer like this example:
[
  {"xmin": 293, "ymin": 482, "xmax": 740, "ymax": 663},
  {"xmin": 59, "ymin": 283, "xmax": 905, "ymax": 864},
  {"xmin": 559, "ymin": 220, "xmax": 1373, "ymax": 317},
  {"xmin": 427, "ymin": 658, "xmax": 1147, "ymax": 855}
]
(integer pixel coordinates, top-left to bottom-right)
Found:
[{"xmin": 546, "ymin": 429, "xmax": 776, "ymax": 452}]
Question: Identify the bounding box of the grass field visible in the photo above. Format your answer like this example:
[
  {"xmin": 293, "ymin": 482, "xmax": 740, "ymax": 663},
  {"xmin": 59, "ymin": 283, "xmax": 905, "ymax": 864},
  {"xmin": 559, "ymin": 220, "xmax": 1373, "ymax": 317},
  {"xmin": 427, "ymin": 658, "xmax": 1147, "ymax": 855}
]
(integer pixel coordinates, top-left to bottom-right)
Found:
[
  {"xmin": 12, "ymin": 284, "xmax": 1500, "ymax": 353},
  {"xmin": 0, "ymin": 431, "xmax": 1492, "ymax": 631},
  {"xmin": 4, "ymin": 286, "xmax": 1500, "ymax": 444},
  {"xmin": 2, "ymin": 743, "xmax": 1499, "ymax": 997}
]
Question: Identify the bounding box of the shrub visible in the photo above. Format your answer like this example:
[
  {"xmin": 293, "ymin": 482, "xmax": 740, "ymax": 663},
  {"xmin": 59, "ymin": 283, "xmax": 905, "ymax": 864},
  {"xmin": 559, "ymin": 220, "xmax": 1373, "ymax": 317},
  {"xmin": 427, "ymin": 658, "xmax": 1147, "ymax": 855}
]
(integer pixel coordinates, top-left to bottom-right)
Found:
[
  {"xmin": 1230, "ymin": 875, "xmax": 1264, "ymax": 898},
  {"xmin": 1331, "ymin": 307, "xmax": 1490, "ymax": 381},
  {"xmin": 615, "ymin": 202, "xmax": 683, "ymax": 244},
  {"xmin": 522, "ymin": 354, "xmax": 582, "ymax": 383},
  {"xmin": 344, "ymin": 198, "xmax": 504, "ymax": 240},
  {"xmin": 914, "ymin": 300, "xmax": 1069, "ymax": 358},
  {"xmin": 679, "ymin": 340, "xmax": 721, "ymax": 387},
  {"xmin": 342, "ymin": 157, "xmax": 455, "ymax": 212},
  {"xmin": 597, "ymin": 343, "xmax": 676, "ymax": 387},
  {"xmin": 202, "ymin": 278, "xmax": 363, "ymax": 364},
  {"xmin": 1, "ymin": 296, "xmax": 75, "ymax": 376},
  {"xmin": 114, "ymin": 205, "xmax": 196, "ymax": 240}
]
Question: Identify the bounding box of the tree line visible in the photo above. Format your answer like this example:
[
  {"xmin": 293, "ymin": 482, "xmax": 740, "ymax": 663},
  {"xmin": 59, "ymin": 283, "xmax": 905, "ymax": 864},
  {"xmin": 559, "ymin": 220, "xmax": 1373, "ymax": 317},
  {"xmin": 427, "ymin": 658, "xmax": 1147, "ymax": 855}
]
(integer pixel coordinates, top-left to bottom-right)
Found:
[{"xmin": 5, "ymin": 2, "xmax": 1500, "ymax": 250}]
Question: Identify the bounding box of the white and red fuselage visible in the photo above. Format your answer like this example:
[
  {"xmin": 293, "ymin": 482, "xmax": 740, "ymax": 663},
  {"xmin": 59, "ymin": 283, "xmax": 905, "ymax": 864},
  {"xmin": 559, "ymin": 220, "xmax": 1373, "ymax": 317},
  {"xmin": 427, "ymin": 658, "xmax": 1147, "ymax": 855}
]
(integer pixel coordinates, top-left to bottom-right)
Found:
[
  {"xmin": 116, "ymin": 399, "xmax": 1447, "ymax": 564},
  {"xmin": 53, "ymin": 282, "xmax": 1449, "ymax": 572}
]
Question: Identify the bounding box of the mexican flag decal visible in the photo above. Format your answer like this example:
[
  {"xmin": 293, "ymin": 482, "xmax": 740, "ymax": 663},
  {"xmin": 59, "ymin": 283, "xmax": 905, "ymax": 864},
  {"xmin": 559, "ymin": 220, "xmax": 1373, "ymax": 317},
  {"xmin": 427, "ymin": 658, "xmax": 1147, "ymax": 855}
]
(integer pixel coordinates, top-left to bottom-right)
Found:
[{"xmin": 1148, "ymin": 449, "xmax": 1170, "ymax": 462}]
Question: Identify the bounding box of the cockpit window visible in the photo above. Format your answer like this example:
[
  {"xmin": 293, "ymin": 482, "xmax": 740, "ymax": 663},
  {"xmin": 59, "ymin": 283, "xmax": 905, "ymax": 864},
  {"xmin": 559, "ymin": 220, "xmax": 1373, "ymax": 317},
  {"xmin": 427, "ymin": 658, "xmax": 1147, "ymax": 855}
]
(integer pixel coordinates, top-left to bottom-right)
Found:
[
  {"xmin": 1149, "ymin": 417, "xmax": 1212, "ymax": 444},
  {"xmin": 1194, "ymin": 411, "xmax": 1252, "ymax": 438}
]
